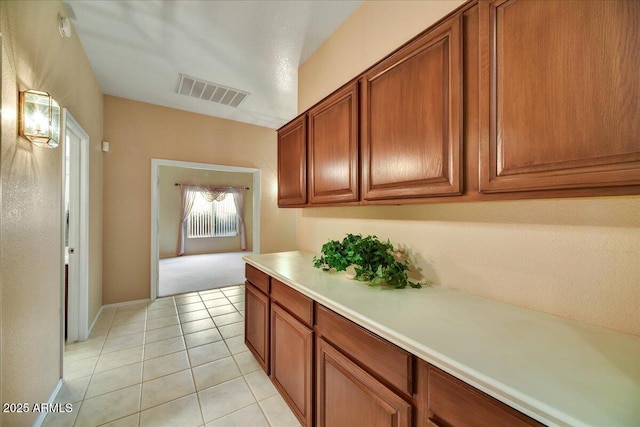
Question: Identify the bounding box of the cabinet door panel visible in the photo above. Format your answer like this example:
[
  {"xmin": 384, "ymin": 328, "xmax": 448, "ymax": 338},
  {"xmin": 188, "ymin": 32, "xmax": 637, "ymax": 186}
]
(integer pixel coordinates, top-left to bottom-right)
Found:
[
  {"xmin": 479, "ymin": 0, "xmax": 640, "ymax": 192},
  {"xmin": 278, "ymin": 115, "xmax": 307, "ymax": 206},
  {"xmin": 316, "ymin": 338, "xmax": 411, "ymax": 427},
  {"xmin": 271, "ymin": 303, "xmax": 313, "ymax": 426},
  {"xmin": 308, "ymin": 82, "xmax": 359, "ymax": 204},
  {"xmin": 362, "ymin": 16, "xmax": 462, "ymax": 200},
  {"xmin": 245, "ymin": 282, "xmax": 269, "ymax": 373}
]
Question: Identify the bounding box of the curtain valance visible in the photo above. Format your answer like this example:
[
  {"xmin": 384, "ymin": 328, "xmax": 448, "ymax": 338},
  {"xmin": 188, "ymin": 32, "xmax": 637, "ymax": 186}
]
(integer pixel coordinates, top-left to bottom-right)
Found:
[{"xmin": 176, "ymin": 185, "xmax": 248, "ymax": 256}]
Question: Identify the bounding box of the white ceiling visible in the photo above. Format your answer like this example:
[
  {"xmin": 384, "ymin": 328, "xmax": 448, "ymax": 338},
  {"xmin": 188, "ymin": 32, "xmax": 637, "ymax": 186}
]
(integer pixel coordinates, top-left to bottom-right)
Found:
[{"xmin": 65, "ymin": 0, "xmax": 362, "ymax": 129}]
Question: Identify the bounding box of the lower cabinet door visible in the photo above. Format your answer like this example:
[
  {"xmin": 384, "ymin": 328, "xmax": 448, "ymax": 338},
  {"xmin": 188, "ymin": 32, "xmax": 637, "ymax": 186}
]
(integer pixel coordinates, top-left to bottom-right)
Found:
[
  {"xmin": 245, "ymin": 282, "xmax": 269, "ymax": 373},
  {"xmin": 271, "ymin": 303, "xmax": 313, "ymax": 426},
  {"xmin": 316, "ymin": 337, "xmax": 411, "ymax": 427}
]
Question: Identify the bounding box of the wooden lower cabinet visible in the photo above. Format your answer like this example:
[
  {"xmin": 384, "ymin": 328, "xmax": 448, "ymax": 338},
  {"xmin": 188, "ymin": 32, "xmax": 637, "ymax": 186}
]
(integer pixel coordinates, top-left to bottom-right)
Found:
[
  {"xmin": 417, "ymin": 360, "xmax": 542, "ymax": 427},
  {"xmin": 316, "ymin": 337, "xmax": 411, "ymax": 427},
  {"xmin": 244, "ymin": 281, "xmax": 269, "ymax": 373},
  {"xmin": 270, "ymin": 303, "xmax": 313, "ymax": 426},
  {"xmin": 316, "ymin": 304, "xmax": 412, "ymax": 397},
  {"xmin": 245, "ymin": 265, "xmax": 543, "ymax": 427}
]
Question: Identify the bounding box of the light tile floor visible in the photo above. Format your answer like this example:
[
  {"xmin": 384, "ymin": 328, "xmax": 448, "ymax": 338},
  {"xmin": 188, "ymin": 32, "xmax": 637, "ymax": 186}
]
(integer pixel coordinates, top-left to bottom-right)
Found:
[{"xmin": 44, "ymin": 285, "xmax": 301, "ymax": 427}]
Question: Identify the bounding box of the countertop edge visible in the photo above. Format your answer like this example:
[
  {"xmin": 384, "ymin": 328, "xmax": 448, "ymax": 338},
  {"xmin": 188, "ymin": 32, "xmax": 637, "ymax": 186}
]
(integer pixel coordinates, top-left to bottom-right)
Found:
[{"xmin": 243, "ymin": 254, "xmax": 584, "ymax": 427}]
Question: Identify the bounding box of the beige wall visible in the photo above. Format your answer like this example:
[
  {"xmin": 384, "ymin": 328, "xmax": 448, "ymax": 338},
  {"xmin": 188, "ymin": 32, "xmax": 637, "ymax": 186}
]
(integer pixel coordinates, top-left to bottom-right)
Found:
[
  {"xmin": 297, "ymin": 0, "xmax": 640, "ymax": 336},
  {"xmin": 299, "ymin": 0, "xmax": 466, "ymax": 110},
  {"xmin": 0, "ymin": 1, "xmax": 103, "ymax": 425},
  {"xmin": 159, "ymin": 166, "xmax": 254, "ymax": 257},
  {"xmin": 103, "ymin": 96, "xmax": 296, "ymax": 304}
]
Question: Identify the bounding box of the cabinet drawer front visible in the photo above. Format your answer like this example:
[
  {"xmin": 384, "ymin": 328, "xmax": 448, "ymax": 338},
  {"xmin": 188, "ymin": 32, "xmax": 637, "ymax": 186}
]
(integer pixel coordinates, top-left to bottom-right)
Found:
[
  {"xmin": 271, "ymin": 279, "xmax": 313, "ymax": 327},
  {"xmin": 316, "ymin": 305, "xmax": 412, "ymax": 396},
  {"xmin": 245, "ymin": 264, "xmax": 270, "ymax": 295},
  {"xmin": 429, "ymin": 366, "xmax": 541, "ymax": 427}
]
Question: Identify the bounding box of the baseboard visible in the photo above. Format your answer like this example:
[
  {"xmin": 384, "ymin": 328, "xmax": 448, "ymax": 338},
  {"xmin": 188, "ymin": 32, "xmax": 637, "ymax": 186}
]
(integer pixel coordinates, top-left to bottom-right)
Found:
[
  {"xmin": 87, "ymin": 305, "xmax": 104, "ymax": 337},
  {"xmin": 32, "ymin": 378, "xmax": 64, "ymax": 427},
  {"xmin": 102, "ymin": 298, "xmax": 150, "ymax": 309}
]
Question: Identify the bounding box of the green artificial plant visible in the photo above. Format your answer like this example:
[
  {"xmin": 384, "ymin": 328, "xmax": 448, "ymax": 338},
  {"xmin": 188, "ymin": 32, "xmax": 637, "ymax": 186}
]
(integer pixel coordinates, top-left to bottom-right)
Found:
[{"xmin": 312, "ymin": 234, "xmax": 423, "ymax": 289}]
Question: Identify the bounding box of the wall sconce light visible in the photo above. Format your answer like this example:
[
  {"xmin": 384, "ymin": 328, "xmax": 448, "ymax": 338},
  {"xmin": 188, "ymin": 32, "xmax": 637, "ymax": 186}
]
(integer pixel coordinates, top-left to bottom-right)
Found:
[
  {"xmin": 19, "ymin": 89, "xmax": 61, "ymax": 148},
  {"xmin": 59, "ymin": 14, "xmax": 72, "ymax": 38}
]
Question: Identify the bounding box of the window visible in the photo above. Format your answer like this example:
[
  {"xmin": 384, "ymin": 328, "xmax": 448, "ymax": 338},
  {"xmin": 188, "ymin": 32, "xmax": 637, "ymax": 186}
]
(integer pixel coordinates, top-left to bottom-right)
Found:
[{"xmin": 187, "ymin": 191, "xmax": 238, "ymax": 238}]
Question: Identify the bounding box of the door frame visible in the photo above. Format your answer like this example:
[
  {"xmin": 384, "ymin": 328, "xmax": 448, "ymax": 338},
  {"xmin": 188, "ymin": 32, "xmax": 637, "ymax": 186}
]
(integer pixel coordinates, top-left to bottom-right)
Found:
[
  {"xmin": 150, "ymin": 159, "xmax": 261, "ymax": 301},
  {"xmin": 62, "ymin": 109, "xmax": 90, "ymax": 343}
]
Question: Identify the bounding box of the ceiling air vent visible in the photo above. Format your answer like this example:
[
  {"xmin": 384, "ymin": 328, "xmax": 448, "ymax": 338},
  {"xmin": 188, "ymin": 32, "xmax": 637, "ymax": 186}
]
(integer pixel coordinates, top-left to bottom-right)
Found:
[{"xmin": 176, "ymin": 74, "xmax": 250, "ymax": 108}]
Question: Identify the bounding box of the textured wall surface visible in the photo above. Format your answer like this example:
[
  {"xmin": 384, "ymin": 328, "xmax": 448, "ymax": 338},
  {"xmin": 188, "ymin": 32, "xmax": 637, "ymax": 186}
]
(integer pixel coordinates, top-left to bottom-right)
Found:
[
  {"xmin": 1, "ymin": 1, "xmax": 103, "ymax": 425},
  {"xmin": 299, "ymin": 0, "xmax": 466, "ymax": 110},
  {"xmin": 297, "ymin": 0, "xmax": 640, "ymax": 336},
  {"xmin": 103, "ymin": 96, "xmax": 297, "ymax": 304}
]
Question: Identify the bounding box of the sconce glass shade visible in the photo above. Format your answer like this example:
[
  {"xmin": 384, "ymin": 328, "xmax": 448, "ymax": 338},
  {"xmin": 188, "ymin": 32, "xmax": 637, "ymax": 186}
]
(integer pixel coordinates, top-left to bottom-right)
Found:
[{"xmin": 19, "ymin": 89, "xmax": 61, "ymax": 148}]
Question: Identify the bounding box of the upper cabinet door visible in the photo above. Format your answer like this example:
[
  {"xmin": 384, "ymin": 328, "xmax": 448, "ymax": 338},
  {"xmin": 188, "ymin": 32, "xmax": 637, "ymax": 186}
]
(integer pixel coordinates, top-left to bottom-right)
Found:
[
  {"xmin": 308, "ymin": 82, "xmax": 359, "ymax": 204},
  {"xmin": 479, "ymin": 0, "xmax": 640, "ymax": 193},
  {"xmin": 278, "ymin": 115, "xmax": 307, "ymax": 206},
  {"xmin": 361, "ymin": 15, "xmax": 463, "ymax": 200}
]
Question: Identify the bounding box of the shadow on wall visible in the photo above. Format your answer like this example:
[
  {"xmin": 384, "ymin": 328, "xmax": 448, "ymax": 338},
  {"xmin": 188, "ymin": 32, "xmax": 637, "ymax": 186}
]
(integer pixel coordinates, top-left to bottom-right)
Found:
[{"xmin": 301, "ymin": 196, "xmax": 640, "ymax": 229}]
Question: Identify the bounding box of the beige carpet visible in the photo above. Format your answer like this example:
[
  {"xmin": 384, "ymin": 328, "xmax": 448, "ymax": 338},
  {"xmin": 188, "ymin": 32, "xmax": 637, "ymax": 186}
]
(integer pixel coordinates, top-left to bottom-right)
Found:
[{"xmin": 159, "ymin": 252, "xmax": 247, "ymax": 296}]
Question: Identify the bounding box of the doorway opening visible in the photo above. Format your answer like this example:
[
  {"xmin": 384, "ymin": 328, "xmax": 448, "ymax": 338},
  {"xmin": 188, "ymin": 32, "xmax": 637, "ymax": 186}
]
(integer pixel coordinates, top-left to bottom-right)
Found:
[
  {"xmin": 150, "ymin": 159, "xmax": 261, "ymax": 300},
  {"xmin": 62, "ymin": 110, "xmax": 90, "ymax": 344}
]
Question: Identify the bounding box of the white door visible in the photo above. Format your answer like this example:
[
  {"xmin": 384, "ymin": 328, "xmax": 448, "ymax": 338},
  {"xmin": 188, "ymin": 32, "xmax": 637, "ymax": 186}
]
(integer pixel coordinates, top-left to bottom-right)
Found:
[{"xmin": 63, "ymin": 110, "xmax": 89, "ymax": 343}]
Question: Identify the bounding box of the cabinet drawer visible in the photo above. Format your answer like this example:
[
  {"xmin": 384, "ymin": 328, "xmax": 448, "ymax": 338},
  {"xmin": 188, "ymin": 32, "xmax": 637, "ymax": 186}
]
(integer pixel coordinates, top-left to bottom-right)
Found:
[
  {"xmin": 316, "ymin": 305, "xmax": 412, "ymax": 396},
  {"xmin": 271, "ymin": 279, "xmax": 314, "ymax": 327},
  {"xmin": 245, "ymin": 264, "xmax": 270, "ymax": 295},
  {"xmin": 429, "ymin": 366, "xmax": 542, "ymax": 427}
]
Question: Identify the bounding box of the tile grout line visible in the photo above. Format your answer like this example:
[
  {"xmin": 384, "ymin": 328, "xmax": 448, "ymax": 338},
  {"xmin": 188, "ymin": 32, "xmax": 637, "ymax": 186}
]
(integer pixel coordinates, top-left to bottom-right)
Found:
[
  {"xmin": 71, "ymin": 309, "xmax": 115, "ymax": 427},
  {"xmin": 135, "ymin": 299, "xmax": 152, "ymax": 427},
  {"xmin": 57, "ymin": 286, "xmax": 269, "ymax": 427},
  {"xmin": 218, "ymin": 286, "xmax": 275, "ymax": 426},
  {"xmin": 191, "ymin": 291, "xmax": 209, "ymax": 427}
]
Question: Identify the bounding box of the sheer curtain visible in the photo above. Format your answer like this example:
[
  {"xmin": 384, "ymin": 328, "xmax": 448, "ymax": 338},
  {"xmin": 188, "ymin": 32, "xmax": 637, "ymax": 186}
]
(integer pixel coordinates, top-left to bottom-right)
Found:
[
  {"xmin": 177, "ymin": 186, "xmax": 197, "ymax": 256},
  {"xmin": 176, "ymin": 185, "xmax": 248, "ymax": 255},
  {"xmin": 231, "ymin": 187, "xmax": 247, "ymax": 250}
]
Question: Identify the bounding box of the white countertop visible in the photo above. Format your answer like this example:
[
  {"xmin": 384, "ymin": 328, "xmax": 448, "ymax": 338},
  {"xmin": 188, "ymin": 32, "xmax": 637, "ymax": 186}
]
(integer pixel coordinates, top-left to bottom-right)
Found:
[{"xmin": 244, "ymin": 251, "xmax": 640, "ymax": 427}]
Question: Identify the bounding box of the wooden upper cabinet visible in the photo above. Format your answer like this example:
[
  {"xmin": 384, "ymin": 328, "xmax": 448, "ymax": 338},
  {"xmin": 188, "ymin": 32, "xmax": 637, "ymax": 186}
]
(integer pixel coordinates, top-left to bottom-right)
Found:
[
  {"xmin": 308, "ymin": 82, "xmax": 359, "ymax": 204},
  {"xmin": 361, "ymin": 15, "xmax": 463, "ymax": 200},
  {"xmin": 278, "ymin": 115, "xmax": 307, "ymax": 206},
  {"xmin": 479, "ymin": 0, "xmax": 640, "ymax": 193}
]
